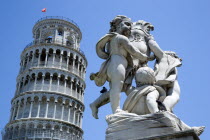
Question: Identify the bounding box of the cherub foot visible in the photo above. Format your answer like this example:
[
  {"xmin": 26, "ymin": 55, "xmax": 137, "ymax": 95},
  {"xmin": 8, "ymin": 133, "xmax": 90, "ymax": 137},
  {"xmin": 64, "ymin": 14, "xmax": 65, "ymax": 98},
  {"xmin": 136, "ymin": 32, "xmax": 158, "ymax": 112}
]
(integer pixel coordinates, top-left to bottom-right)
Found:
[
  {"xmin": 192, "ymin": 126, "xmax": 205, "ymax": 136},
  {"xmin": 90, "ymin": 73, "xmax": 97, "ymax": 80},
  {"xmin": 89, "ymin": 103, "xmax": 99, "ymax": 119}
]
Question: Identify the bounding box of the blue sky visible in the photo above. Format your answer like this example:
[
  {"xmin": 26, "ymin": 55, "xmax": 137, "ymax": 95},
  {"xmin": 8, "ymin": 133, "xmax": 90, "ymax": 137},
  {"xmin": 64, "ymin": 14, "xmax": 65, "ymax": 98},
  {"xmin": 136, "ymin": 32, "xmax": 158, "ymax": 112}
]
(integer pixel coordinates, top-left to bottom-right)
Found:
[{"xmin": 0, "ymin": 0, "xmax": 210, "ymax": 139}]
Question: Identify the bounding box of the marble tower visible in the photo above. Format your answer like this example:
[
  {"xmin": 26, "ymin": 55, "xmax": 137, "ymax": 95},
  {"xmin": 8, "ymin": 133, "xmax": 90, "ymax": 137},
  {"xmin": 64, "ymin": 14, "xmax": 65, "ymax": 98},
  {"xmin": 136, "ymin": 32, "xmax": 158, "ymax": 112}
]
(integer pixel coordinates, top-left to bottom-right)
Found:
[{"xmin": 2, "ymin": 16, "xmax": 87, "ymax": 140}]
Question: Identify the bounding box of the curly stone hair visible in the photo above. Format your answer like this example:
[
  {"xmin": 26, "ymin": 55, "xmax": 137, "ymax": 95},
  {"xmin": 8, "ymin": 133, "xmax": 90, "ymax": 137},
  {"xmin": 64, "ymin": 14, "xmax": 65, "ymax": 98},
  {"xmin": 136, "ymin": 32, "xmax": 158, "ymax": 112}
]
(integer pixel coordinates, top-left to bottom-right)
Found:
[
  {"xmin": 135, "ymin": 67, "xmax": 156, "ymax": 86},
  {"xmin": 109, "ymin": 15, "xmax": 131, "ymax": 32}
]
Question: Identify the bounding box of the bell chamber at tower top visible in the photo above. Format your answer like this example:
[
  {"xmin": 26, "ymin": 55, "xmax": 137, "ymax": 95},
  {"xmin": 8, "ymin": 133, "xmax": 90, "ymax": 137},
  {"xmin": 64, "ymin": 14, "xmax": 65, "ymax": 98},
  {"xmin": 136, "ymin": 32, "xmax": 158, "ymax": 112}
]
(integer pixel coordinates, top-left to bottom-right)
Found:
[{"xmin": 25, "ymin": 16, "xmax": 84, "ymax": 54}]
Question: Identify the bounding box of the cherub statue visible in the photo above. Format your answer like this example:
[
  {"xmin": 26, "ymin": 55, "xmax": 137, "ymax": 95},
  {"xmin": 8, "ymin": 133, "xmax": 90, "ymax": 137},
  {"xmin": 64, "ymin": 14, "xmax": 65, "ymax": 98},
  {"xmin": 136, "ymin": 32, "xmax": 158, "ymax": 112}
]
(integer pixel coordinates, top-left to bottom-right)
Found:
[
  {"xmin": 146, "ymin": 35, "xmax": 182, "ymax": 112},
  {"xmin": 123, "ymin": 67, "xmax": 166, "ymax": 114},
  {"xmin": 122, "ymin": 66, "xmax": 205, "ymax": 136},
  {"xmin": 90, "ymin": 17, "xmax": 155, "ymax": 117},
  {"xmin": 90, "ymin": 15, "xmax": 149, "ymax": 114},
  {"xmin": 90, "ymin": 16, "xmax": 205, "ymax": 138}
]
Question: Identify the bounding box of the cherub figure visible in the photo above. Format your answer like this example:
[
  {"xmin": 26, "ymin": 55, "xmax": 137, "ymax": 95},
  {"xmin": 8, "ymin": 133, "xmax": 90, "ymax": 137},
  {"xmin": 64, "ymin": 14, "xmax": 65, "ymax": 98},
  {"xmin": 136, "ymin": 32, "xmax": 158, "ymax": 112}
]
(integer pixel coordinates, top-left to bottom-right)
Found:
[
  {"xmin": 123, "ymin": 67, "xmax": 166, "ymax": 114},
  {"xmin": 90, "ymin": 19, "xmax": 155, "ymax": 119},
  {"xmin": 90, "ymin": 16, "xmax": 148, "ymax": 114},
  {"xmin": 146, "ymin": 35, "xmax": 182, "ymax": 112},
  {"xmin": 123, "ymin": 66, "xmax": 205, "ymax": 136}
]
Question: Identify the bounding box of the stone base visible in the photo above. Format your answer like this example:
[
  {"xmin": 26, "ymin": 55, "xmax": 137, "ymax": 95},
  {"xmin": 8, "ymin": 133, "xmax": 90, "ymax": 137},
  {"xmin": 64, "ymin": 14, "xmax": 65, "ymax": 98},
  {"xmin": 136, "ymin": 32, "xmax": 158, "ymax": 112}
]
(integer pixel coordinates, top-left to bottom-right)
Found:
[
  {"xmin": 105, "ymin": 111, "xmax": 200, "ymax": 140},
  {"xmin": 138, "ymin": 130, "xmax": 199, "ymax": 140}
]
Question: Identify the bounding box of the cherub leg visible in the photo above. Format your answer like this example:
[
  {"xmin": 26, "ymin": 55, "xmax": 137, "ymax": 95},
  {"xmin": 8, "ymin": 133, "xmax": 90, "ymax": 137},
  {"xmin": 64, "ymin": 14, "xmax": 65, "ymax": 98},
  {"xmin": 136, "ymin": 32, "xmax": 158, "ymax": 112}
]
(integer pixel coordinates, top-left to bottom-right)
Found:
[
  {"xmin": 163, "ymin": 80, "xmax": 180, "ymax": 111},
  {"xmin": 146, "ymin": 90, "xmax": 159, "ymax": 113},
  {"xmin": 90, "ymin": 83, "xmax": 132, "ymax": 119},
  {"xmin": 109, "ymin": 79, "xmax": 124, "ymax": 113},
  {"xmin": 90, "ymin": 91, "xmax": 110, "ymax": 119}
]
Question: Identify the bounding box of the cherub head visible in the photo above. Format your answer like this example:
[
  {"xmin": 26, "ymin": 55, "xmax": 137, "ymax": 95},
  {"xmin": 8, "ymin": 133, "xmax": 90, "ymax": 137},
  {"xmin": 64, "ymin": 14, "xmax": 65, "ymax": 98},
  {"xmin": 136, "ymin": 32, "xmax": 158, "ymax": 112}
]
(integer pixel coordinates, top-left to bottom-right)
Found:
[
  {"xmin": 132, "ymin": 20, "xmax": 154, "ymax": 34},
  {"xmin": 135, "ymin": 67, "xmax": 156, "ymax": 87},
  {"xmin": 109, "ymin": 15, "xmax": 132, "ymax": 36}
]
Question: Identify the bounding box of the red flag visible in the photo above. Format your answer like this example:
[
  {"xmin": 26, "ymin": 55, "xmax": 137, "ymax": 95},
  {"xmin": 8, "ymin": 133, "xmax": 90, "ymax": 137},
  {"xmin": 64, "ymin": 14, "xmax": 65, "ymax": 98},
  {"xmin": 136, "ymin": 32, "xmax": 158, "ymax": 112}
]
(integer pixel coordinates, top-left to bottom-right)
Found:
[{"xmin": 42, "ymin": 8, "xmax": 46, "ymax": 12}]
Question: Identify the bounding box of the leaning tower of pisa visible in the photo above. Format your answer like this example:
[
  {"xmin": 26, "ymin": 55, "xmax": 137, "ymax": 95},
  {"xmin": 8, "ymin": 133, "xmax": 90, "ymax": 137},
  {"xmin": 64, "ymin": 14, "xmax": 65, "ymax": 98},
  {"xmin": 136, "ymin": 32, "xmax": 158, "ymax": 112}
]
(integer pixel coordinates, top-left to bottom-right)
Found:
[{"xmin": 3, "ymin": 16, "xmax": 87, "ymax": 140}]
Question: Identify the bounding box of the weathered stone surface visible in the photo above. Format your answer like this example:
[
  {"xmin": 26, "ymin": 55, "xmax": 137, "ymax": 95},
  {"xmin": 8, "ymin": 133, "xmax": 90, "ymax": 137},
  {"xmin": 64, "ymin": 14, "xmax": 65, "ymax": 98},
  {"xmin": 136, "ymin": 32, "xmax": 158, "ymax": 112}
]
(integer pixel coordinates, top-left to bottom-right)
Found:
[
  {"xmin": 106, "ymin": 111, "xmax": 195, "ymax": 140},
  {"xmin": 139, "ymin": 130, "xmax": 199, "ymax": 140}
]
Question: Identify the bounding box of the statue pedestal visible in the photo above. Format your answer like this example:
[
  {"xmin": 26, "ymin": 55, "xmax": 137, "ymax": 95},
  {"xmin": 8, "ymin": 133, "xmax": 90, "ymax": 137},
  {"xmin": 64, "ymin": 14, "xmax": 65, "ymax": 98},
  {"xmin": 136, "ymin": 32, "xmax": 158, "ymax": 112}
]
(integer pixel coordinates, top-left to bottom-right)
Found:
[
  {"xmin": 105, "ymin": 111, "xmax": 200, "ymax": 140},
  {"xmin": 140, "ymin": 130, "xmax": 199, "ymax": 140}
]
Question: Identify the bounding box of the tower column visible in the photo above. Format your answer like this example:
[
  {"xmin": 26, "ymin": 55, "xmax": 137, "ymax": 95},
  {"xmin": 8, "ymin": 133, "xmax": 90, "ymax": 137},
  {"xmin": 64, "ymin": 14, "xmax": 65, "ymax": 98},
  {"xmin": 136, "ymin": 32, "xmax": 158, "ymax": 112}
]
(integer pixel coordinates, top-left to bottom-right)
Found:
[
  {"xmin": 70, "ymin": 81, "xmax": 73, "ymax": 96},
  {"xmin": 73, "ymin": 107, "xmax": 76, "ymax": 124},
  {"xmin": 45, "ymin": 98, "xmax": 49, "ymax": 118},
  {"xmin": 63, "ymin": 30, "xmax": 66, "ymax": 45},
  {"xmin": 77, "ymin": 111, "xmax": 80, "ymax": 126},
  {"xmin": 68, "ymin": 105, "xmax": 71, "ymax": 122},
  {"xmin": 49, "ymin": 74, "xmax": 53, "ymax": 91},
  {"xmin": 60, "ymin": 51, "xmax": 63, "ymax": 69},
  {"xmin": 80, "ymin": 114, "xmax": 83, "ymax": 128},
  {"xmin": 37, "ymin": 52, "xmax": 41, "ymax": 67},
  {"xmin": 22, "ymin": 56, "xmax": 26, "ymax": 71},
  {"xmin": 33, "ymin": 75, "xmax": 37, "ymax": 90},
  {"xmin": 53, "ymin": 99, "xmax": 57, "ymax": 119},
  {"xmin": 41, "ymin": 74, "xmax": 45, "ymax": 90},
  {"xmin": 77, "ymin": 62, "xmax": 80, "ymax": 72},
  {"xmin": 82, "ymin": 89, "xmax": 84, "ymax": 102},
  {"xmin": 72, "ymin": 57, "xmax": 75, "ymax": 68},
  {"xmin": 66, "ymin": 55, "xmax": 70, "ymax": 70},
  {"xmin": 16, "ymin": 82, "xmax": 21, "ymax": 95},
  {"xmin": 52, "ymin": 51, "xmax": 56, "ymax": 67},
  {"xmin": 36, "ymin": 99, "xmax": 41, "ymax": 118},
  {"xmin": 57, "ymin": 75, "xmax": 60, "ymax": 92},
  {"xmin": 45, "ymin": 51, "xmax": 49, "ymax": 67},
  {"xmin": 15, "ymin": 102, "xmax": 21, "ymax": 120},
  {"xmin": 75, "ymin": 83, "xmax": 78, "ymax": 98},
  {"xmin": 61, "ymin": 102, "xmax": 65, "ymax": 120},
  {"xmin": 11, "ymin": 105, "xmax": 16, "ymax": 121},
  {"xmin": 30, "ymin": 51, "xmax": 35, "ymax": 67},
  {"xmin": 64, "ymin": 78, "xmax": 67, "ymax": 94},
  {"xmin": 9, "ymin": 107, "xmax": 14, "ymax": 122},
  {"xmin": 22, "ymin": 100, "xmax": 27, "ymax": 118},
  {"xmin": 27, "ymin": 54, "xmax": 30, "ymax": 68},
  {"xmin": 28, "ymin": 100, "xmax": 34, "ymax": 118},
  {"xmin": 27, "ymin": 77, "xmax": 31, "ymax": 91}
]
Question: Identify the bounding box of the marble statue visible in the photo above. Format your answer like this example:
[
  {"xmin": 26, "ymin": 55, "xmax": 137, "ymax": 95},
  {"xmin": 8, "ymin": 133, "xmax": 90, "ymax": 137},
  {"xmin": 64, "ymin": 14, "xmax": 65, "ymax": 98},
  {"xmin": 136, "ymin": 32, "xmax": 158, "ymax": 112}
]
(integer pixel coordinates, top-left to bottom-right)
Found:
[
  {"xmin": 90, "ymin": 19, "xmax": 155, "ymax": 118},
  {"xmin": 90, "ymin": 15, "xmax": 150, "ymax": 114},
  {"xmin": 123, "ymin": 67, "xmax": 166, "ymax": 114},
  {"xmin": 90, "ymin": 15, "xmax": 205, "ymax": 139}
]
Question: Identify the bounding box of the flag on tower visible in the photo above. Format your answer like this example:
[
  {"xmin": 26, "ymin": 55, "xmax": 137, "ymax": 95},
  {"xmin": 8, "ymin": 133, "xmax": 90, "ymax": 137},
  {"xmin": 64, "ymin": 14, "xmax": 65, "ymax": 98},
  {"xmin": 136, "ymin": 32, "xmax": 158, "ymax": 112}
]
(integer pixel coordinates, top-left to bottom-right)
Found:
[{"xmin": 42, "ymin": 8, "xmax": 47, "ymax": 12}]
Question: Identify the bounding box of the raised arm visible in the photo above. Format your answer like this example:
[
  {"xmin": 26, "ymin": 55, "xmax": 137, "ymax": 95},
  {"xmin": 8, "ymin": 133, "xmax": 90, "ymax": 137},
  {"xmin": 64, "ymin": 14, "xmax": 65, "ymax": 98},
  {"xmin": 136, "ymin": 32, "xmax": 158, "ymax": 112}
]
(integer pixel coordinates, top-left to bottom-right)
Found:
[
  {"xmin": 119, "ymin": 36, "xmax": 148, "ymax": 62},
  {"xmin": 146, "ymin": 35, "xmax": 165, "ymax": 60}
]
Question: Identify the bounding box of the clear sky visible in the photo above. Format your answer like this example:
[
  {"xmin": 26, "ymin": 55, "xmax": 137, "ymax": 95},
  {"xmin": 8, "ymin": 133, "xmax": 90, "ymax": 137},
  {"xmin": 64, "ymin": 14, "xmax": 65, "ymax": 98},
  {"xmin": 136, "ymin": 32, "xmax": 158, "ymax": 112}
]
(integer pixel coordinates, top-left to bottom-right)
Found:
[{"xmin": 0, "ymin": 0, "xmax": 210, "ymax": 139}]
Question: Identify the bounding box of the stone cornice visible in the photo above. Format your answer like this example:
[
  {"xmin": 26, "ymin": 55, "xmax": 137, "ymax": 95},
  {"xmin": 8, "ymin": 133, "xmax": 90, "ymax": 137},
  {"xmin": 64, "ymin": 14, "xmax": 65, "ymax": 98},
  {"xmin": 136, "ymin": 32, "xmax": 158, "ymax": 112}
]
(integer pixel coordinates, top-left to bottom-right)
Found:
[{"xmin": 6, "ymin": 118, "xmax": 84, "ymax": 133}]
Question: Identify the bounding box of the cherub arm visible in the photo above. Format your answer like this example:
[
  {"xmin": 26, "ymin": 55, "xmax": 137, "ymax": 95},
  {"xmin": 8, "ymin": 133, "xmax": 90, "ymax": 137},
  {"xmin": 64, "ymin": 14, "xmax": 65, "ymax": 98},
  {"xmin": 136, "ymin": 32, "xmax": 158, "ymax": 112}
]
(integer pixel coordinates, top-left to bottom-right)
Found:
[
  {"xmin": 156, "ymin": 68, "xmax": 178, "ymax": 86},
  {"xmin": 119, "ymin": 35, "xmax": 148, "ymax": 62},
  {"xmin": 146, "ymin": 35, "xmax": 166, "ymax": 60}
]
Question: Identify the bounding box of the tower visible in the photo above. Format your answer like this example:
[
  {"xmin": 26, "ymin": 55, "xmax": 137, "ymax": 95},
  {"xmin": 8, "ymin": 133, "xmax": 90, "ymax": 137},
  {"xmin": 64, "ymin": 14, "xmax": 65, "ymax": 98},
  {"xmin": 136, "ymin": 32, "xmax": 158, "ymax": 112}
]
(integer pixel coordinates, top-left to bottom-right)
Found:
[{"xmin": 3, "ymin": 16, "xmax": 87, "ymax": 140}]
